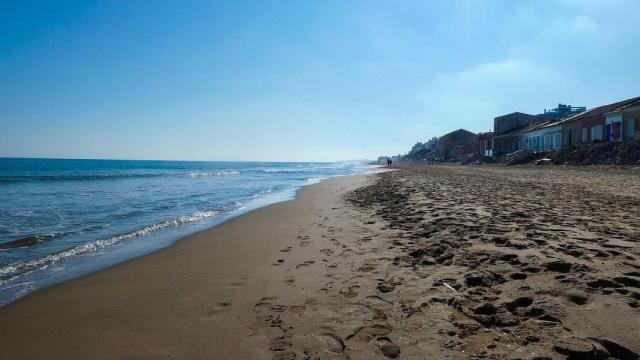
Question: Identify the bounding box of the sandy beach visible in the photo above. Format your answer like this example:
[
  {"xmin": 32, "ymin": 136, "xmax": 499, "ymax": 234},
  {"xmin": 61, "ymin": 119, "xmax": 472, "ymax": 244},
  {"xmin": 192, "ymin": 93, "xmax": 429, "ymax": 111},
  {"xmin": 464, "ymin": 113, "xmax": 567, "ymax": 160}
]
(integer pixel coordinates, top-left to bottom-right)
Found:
[{"xmin": 1, "ymin": 165, "xmax": 640, "ymax": 359}]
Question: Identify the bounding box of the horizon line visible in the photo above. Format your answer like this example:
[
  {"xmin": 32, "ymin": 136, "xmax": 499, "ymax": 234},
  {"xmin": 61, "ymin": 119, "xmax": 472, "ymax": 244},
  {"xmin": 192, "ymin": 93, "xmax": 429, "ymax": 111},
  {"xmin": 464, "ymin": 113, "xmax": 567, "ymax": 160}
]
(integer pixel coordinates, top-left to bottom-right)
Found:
[{"xmin": 0, "ymin": 156, "xmax": 374, "ymax": 163}]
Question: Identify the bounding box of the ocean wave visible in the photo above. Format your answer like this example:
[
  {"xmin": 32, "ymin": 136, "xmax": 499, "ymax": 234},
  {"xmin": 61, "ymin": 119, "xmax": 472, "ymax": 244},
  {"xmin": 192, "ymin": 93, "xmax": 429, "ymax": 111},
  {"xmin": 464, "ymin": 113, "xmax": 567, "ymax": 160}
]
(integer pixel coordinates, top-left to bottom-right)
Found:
[
  {"xmin": 253, "ymin": 186, "xmax": 273, "ymax": 197},
  {"xmin": 0, "ymin": 209, "xmax": 224, "ymax": 284},
  {"xmin": 248, "ymin": 169, "xmax": 320, "ymax": 174},
  {"xmin": 189, "ymin": 171, "xmax": 240, "ymax": 177},
  {"xmin": 0, "ymin": 173, "xmax": 164, "ymax": 183},
  {"xmin": 0, "ymin": 234, "xmax": 60, "ymax": 250}
]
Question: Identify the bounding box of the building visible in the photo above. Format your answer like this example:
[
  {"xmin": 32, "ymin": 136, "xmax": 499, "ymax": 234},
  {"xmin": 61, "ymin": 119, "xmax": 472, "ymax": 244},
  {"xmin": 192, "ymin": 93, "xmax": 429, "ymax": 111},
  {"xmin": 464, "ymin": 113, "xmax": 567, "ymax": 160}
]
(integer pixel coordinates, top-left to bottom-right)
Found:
[
  {"xmin": 604, "ymin": 98, "xmax": 640, "ymax": 142},
  {"xmin": 492, "ymin": 112, "xmax": 545, "ymax": 156},
  {"xmin": 538, "ymin": 103, "xmax": 586, "ymax": 120},
  {"xmin": 473, "ymin": 132, "xmax": 494, "ymax": 157},
  {"xmin": 521, "ymin": 121, "xmax": 563, "ymax": 152},
  {"xmin": 556, "ymin": 96, "xmax": 640, "ymax": 146},
  {"xmin": 408, "ymin": 137, "xmax": 438, "ymax": 156},
  {"xmin": 436, "ymin": 129, "xmax": 476, "ymax": 160}
]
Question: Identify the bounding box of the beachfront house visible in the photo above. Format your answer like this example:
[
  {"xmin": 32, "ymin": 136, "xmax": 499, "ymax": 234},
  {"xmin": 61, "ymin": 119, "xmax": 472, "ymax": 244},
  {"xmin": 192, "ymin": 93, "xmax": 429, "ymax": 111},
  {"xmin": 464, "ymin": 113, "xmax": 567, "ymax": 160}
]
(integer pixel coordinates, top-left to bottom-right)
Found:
[
  {"xmin": 604, "ymin": 98, "xmax": 640, "ymax": 142},
  {"xmin": 522, "ymin": 121, "xmax": 563, "ymax": 153},
  {"xmin": 436, "ymin": 129, "xmax": 476, "ymax": 161},
  {"xmin": 622, "ymin": 100, "xmax": 640, "ymax": 141},
  {"xmin": 473, "ymin": 131, "xmax": 494, "ymax": 157},
  {"xmin": 556, "ymin": 96, "xmax": 640, "ymax": 146},
  {"xmin": 491, "ymin": 112, "xmax": 545, "ymax": 156}
]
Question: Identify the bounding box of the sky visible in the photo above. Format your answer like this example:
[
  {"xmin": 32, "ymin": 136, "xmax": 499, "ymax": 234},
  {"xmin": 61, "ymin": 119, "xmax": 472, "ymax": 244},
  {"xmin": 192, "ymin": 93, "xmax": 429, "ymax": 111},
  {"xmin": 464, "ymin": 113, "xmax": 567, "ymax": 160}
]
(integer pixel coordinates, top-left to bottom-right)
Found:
[{"xmin": 1, "ymin": 0, "xmax": 639, "ymax": 161}]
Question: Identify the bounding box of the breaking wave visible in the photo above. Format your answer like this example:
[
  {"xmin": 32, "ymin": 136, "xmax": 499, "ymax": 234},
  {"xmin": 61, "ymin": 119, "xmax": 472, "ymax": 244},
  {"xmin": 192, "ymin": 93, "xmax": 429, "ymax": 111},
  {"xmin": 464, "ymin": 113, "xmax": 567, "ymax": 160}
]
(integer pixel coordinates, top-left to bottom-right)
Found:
[
  {"xmin": 0, "ymin": 234, "xmax": 60, "ymax": 250},
  {"xmin": 0, "ymin": 209, "xmax": 228, "ymax": 284},
  {"xmin": 189, "ymin": 171, "xmax": 240, "ymax": 177},
  {"xmin": 253, "ymin": 186, "xmax": 273, "ymax": 197}
]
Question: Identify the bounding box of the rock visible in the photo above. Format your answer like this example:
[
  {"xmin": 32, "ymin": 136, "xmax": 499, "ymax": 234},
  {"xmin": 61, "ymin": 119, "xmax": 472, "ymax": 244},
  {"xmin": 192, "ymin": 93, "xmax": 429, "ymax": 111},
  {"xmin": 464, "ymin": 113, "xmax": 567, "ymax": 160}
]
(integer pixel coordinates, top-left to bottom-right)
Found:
[
  {"xmin": 565, "ymin": 290, "xmax": 589, "ymax": 305},
  {"xmin": 381, "ymin": 344, "xmax": 401, "ymax": 358},
  {"xmin": 554, "ymin": 337, "xmax": 609, "ymax": 360}
]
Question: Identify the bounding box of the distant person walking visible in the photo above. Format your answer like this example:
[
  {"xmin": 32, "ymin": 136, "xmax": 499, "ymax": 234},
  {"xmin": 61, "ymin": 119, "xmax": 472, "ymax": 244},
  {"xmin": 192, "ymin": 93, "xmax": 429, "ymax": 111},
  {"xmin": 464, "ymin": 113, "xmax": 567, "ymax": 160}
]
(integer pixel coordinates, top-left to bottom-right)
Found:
[{"xmin": 387, "ymin": 158, "xmax": 392, "ymax": 167}]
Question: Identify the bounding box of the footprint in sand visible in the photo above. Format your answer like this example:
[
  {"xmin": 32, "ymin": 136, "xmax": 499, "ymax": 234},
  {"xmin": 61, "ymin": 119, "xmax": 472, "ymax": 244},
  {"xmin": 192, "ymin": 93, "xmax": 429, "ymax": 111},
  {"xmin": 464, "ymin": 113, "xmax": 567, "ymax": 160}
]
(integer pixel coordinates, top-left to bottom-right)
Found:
[
  {"xmin": 320, "ymin": 333, "xmax": 345, "ymax": 353},
  {"xmin": 269, "ymin": 336, "xmax": 292, "ymax": 351},
  {"xmin": 206, "ymin": 302, "xmax": 233, "ymax": 316},
  {"xmin": 320, "ymin": 248, "xmax": 334, "ymax": 256},
  {"xmin": 345, "ymin": 324, "xmax": 393, "ymax": 350},
  {"xmin": 280, "ymin": 246, "xmax": 292, "ymax": 253},
  {"xmin": 340, "ymin": 285, "xmax": 360, "ymax": 298},
  {"xmin": 272, "ymin": 351, "xmax": 296, "ymax": 360},
  {"xmin": 379, "ymin": 340, "xmax": 401, "ymax": 358},
  {"xmin": 253, "ymin": 297, "xmax": 278, "ymax": 312},
  {"xmin": 358, "ymin": 264, "xmax": 376, "ymax": 272},
  {"xmin": 295, "ymin": 260, "xmax": 315, "ymax": 269}
]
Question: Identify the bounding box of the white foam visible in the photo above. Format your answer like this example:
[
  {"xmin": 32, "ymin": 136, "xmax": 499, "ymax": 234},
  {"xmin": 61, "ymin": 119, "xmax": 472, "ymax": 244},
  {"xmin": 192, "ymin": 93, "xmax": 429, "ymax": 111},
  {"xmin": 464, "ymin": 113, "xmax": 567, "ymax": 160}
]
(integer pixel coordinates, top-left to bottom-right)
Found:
[
  {"xmin": 253, "ymin": 186, "xmax": 273, "ymax": 198},
  {"xmin": 0, "ymin": 210, "xmax": 222, "ymax": 285},
  {"xmin": 189, "ymin": 171, "xmax": 239, "ymax": 177}
]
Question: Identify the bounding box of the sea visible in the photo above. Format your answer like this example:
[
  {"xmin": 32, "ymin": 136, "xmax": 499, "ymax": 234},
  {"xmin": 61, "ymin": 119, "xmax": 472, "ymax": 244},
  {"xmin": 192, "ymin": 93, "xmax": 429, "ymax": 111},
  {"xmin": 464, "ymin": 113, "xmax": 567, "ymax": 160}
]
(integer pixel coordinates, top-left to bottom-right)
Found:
[{"xmin": 0, "ymin": 158, "xmax": 376, "ymax": 306}]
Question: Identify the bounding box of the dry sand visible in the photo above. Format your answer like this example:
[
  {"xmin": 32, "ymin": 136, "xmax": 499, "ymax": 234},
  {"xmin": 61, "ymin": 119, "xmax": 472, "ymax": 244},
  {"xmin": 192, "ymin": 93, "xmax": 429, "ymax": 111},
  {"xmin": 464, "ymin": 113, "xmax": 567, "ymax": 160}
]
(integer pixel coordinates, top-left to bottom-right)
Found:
[{"xmin": 1, "ymin": 165, "xmax": 639, "ymax": 359}]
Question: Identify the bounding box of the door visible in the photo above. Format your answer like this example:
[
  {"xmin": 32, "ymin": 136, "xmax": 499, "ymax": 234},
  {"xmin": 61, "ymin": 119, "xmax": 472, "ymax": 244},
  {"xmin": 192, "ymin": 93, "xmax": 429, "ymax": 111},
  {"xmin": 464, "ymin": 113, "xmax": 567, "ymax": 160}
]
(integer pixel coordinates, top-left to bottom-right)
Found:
[{"xmin": 605, "ymin": 124, "xmax": 612, "ymax": 141}]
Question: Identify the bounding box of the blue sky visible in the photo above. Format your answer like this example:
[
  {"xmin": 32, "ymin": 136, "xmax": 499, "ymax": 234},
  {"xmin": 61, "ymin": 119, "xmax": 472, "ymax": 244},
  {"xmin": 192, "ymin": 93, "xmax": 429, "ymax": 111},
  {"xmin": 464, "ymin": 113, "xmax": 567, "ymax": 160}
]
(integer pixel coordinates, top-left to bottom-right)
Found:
[{"xmin": 1, "ymin": 0, "xmax": 639, "ymax": 161}]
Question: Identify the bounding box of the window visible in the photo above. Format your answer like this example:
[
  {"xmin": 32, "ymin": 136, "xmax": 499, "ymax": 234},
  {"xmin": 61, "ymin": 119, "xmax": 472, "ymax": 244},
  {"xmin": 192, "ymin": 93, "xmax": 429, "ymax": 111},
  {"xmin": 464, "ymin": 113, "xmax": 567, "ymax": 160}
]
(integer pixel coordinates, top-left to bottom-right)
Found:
[
  {"xmin": 581, "ymin": 127, "xmax": 588, "ymax": 142},
  {"xmin": 591, "ymin": 125, "xmax": 603, "ymax": 141},
  {"xmin": 628, "ymin": 118, "xmax": 635, "ymax": 138}
]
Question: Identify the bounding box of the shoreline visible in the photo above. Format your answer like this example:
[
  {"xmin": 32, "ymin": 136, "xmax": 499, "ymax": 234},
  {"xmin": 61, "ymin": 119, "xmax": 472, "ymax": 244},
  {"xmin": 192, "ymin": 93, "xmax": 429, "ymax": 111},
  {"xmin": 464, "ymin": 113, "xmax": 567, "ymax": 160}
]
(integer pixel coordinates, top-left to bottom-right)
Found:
[
  {"xmin": 0, "ymin": 168, "xmax": 374, "ymax": 308},
  {"xmin": 0, "ymin": 172, "xmax": 374, "ymax": 359},
  {"xmin": 2, "ymin": 164, "xmax": 638, "ymax": 359}
]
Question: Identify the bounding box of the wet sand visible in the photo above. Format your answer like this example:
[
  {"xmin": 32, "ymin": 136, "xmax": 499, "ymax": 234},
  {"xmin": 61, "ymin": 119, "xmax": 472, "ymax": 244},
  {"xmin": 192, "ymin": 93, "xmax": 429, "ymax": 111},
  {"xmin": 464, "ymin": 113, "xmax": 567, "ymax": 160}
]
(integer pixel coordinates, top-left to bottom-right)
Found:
[{"xmin": 1, "ymin": 165, "xmax": 639, "ymax": 359}]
